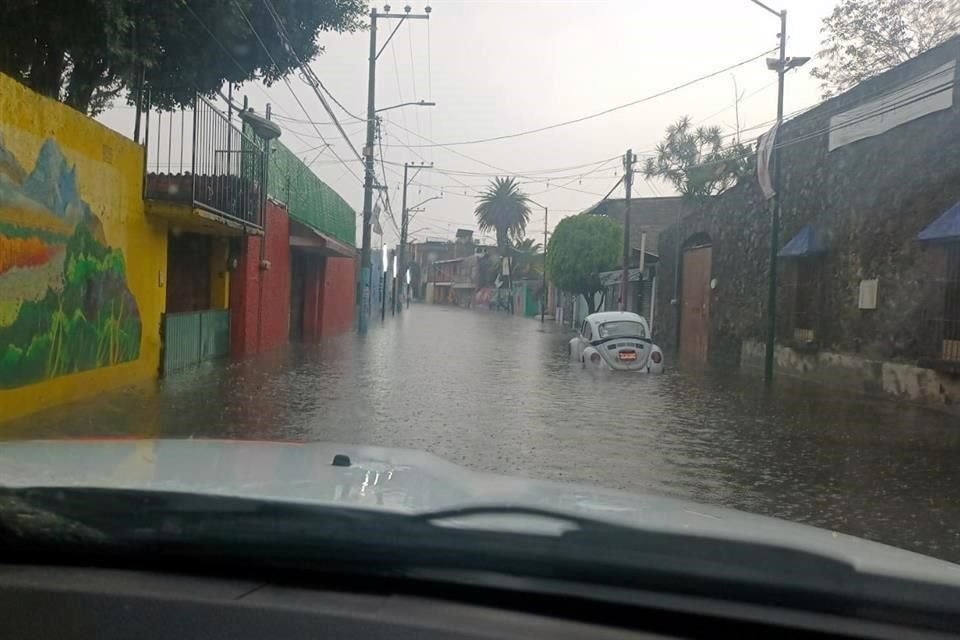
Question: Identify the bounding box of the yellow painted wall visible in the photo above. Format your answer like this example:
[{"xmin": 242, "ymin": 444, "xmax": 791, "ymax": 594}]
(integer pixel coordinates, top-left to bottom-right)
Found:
[
  {"xmin": 210, "ymin": 237, "xmax": 231, "ymax": 310},
  {"xmin": 0, "ymin": 72, "xmax": 167, "ymax": 423}
]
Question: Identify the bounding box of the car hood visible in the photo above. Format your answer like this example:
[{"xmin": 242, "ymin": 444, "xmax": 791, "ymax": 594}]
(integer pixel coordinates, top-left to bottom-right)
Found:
[{"xmin": 0, "ymin": 438, "xmax": 957, "ymax": 585}]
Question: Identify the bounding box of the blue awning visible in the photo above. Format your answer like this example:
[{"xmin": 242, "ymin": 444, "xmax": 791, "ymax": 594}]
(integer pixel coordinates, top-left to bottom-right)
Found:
[
  {"xmin": 778, "ymin": 225, "xmax": 826, "ymax": 258},
  {"xmin": 918, "ymin": 200, "xmax": 960, "ymax": 242}
]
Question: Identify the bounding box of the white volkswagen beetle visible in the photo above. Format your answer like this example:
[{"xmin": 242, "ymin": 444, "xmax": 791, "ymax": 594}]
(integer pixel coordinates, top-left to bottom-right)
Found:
[{"xmin": 569, "ymin": 311, "xmax": 665, "ymax": 373}]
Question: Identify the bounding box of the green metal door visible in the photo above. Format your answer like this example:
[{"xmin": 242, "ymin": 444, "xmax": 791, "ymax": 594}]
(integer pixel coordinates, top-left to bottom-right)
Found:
[
  {"xmin": 199, "ymin": 310, "xmax": 230, "ymax": 362},
  {"xmin": 162, "ymin": 312, "xmax": 201, "ymax": 373},
  {"xmin": 162, "ymin": 310, "xmax": 230, "ymax": 373}
]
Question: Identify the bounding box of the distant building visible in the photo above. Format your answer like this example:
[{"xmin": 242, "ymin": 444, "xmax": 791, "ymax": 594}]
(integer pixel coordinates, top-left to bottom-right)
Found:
[{"xmin": 583, "ymin": 196, "xmax": 685, "ymax": 323}]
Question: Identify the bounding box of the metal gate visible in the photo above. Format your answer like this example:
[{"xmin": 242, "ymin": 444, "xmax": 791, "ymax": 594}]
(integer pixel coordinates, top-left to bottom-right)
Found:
[
  {"xmin": 680, "ymin": 245, "xmax": 712, "ymax": 363},
  {"xmin": 162, "ymin": 310, "xmax": 230, "ymax": 373}
]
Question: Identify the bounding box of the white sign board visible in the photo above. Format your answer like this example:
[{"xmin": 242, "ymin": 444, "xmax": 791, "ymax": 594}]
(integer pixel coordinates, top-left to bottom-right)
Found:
[
  {"xmin": 858, "ymin": 279, "xmax": 879, "ymax": 310},
  {"xmin": 829, "ymin": 61, "xmax": 955, "ymax": 151}
]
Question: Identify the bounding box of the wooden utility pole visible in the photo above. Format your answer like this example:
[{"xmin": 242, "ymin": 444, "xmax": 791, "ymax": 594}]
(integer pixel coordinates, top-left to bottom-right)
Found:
[
  {"xmin": 397, "ymin": 161, "xmax": 432, "ymax": 314},
  {"xmin": 619, "ymin": 149, "xmax": 634, "ymax": 312}
]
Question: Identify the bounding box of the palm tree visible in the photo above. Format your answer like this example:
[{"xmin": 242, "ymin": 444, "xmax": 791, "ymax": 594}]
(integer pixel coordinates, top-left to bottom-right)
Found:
[
  {"xmin": 474, "ymin": 177, "xmax": 532, "ymax": 252},
  {"xmin": 508, "ymin": 237, "xmax": 542, "ymax": 280},
  {"xmin": 474, "ymin": 177, "xmax": 531, "ymax": 311}
]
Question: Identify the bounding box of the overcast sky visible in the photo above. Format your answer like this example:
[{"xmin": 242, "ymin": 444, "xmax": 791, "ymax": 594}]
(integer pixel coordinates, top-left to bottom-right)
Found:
[{"xmin": 98, "ymin": 0, "xmax": 838, "ymax": 247}]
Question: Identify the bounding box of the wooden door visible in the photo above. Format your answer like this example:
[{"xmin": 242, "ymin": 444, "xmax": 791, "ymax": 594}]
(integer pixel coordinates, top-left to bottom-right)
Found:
[{"xmin": 680, "ymin": 245, "xmax": 712, "ymax": 362}]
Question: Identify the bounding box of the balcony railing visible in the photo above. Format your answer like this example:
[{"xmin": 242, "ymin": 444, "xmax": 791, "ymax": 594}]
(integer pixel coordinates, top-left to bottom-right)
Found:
[{"xmin": 144, "ymin": 95, "xmax": 264, "ymax": 229}]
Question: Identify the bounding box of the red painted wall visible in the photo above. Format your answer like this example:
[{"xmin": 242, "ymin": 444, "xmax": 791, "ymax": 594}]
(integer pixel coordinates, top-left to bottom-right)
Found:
[
  {"xmin": 319, "ymin": 257, "xmax": 356, "ymax": 336},
  {"xmin": 230, "ymin": 200, "xmax": 291, "ymax": 357},
  {"xmin": 302, "ymin": 257, "xmax": 323, "ymax": 340}
]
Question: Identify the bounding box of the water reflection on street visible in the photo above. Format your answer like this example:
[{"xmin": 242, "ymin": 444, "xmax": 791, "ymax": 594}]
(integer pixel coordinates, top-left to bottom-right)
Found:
[{"xmin": 4, "ymin": 304, "xmax": 960, "ymax": 561}]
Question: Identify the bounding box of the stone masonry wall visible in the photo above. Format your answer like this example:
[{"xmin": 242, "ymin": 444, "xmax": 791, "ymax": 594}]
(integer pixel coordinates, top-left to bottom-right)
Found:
[{"xmin": 656, "ymin": 38, "xmax": 960, "ymax": 379}]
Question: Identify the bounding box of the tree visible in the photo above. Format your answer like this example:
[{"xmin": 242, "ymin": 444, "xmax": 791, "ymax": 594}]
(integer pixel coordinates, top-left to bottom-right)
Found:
[
  {"xmin": 812, "ymin": 0, "xmax": 960, "ymax": 98},
  {"xmin": 0, "ymin": 0, "xmax": 366, "ymax": 115},
  {"xmin": 474, "ymin": 177, "xmax": 532, "ymax": 252},
  {"xmin": 641, "ymin": 116, "xmax": 753, "ymax": 199},
  {"xmin": 508, "ymin": 237, "xmax": 542, "ymax": 280},
  {"xmin": 546, "ymin": 215, "xmax": 621, "ymax": 314}
]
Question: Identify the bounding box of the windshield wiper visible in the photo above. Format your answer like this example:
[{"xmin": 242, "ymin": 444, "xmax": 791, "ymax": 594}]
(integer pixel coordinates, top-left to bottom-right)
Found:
[
  {"xmin": 0, "ymin": 486, "xmax": 861, "ymax": 588},
  {"xmin": 3, "ymin": 485, "xmax": 959, "ymax": 631}
]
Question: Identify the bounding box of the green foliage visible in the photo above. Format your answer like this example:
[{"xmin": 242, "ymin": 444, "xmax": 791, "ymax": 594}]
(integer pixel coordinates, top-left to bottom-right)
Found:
[
  {"xmin": 0, "ymin": 0, "xmax": 367, "ymax": 115},
  {"xmin": 812, "ymin": 0, "xmax": 960, "ymax": 98},
  {"xmin": 474, "ymin": 177, "xmax": 532, "ymax": 251},
  {"xmin": 508, "ymin": 237, "xmax": 543, "ymax": 280},
  {"xmin": 546, "ymin": 215, "xmax": 621, "ymax": 313},
  {"xmin": 0, "ymin": 221, "xmax": 141, "ymax": 388},
  {"xmin": 642, "ymin": 116, "xmax": 754, "ymax": 199}
]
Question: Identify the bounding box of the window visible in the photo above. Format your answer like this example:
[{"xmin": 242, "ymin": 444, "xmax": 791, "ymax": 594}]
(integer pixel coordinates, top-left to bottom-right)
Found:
[
  {"xmin": 581, "ymin": 322, "xmax": 592, "ymax": 340},
  {"xmin": 598, "ymin": 321, "xmax": 646, "ymax": 339}
]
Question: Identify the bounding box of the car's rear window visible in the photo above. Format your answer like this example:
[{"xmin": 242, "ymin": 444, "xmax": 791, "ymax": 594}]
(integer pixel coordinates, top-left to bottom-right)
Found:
[{"xmin": 598, "ymin": 321, "xmax": 646, "ymax": 339}]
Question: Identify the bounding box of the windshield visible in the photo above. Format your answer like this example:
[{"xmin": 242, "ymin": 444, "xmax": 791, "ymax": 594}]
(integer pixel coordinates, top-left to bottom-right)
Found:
[
  {"xmin": 597, "ymin": 321, "xmax": 646, "ymax": 339},
  {"xmin": 2, "ymin": 0, "xmax": 960, "ymax": 604}
]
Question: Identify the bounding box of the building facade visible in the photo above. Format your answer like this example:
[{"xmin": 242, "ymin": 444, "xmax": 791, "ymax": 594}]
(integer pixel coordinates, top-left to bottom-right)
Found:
[
  {"xmin": 655, "ymin": 37, "xmax": 960, "ymax": 408},
  {"xmin": 0, "ymin": 72, "xmax": 357, "ymax": 422}
]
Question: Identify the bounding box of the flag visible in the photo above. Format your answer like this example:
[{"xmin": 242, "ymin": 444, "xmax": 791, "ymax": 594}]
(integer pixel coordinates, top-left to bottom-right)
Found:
[
  {"xmin": 372, "ymin": 204, "xmax": 382, "ymax": 235},
  {"xmin": 757, "ymin": 123, "xmax": 779, "ymax": 200}
]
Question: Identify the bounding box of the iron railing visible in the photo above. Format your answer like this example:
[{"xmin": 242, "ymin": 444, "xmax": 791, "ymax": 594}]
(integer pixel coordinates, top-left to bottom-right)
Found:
[{"xmin": 144, "ymin": 95, "xmax": 264, "ymax": 228}]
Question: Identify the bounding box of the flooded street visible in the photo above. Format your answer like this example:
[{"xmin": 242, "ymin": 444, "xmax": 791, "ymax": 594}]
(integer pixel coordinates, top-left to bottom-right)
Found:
[{"xmin": 4, "ymin": 304, "xmax": 960, "ymax": 562}]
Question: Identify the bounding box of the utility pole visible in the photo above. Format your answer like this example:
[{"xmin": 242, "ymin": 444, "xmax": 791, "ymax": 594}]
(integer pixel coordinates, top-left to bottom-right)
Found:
[
  {"xmin": 359, "ymin": 5, "xmax": 432, "ymax": 333},
  {"xmin": 763, "ymin": 10, "xmax": 788, "ymax": 384},
  {"xmin": 541, "ymin": 206, "xmax": 548, "ymax": 323},
  {"xmin": 527, "ymin": 199, "xmax": 549, "ymax": 323},
  {"xmin": 751, "ymin": 4, "xmax": 806, "ymax": 383},
  {"xmin": 620, "ymin": 149, "xmax": 634, "ymax": 312},
  {"xmin": 397, "ymin": 161, "xmax": 432, "ymax": 314},
  {"xmin": 359, "ymin": 7, "xmax": 378, "ymax": 334},
  {"xmin": 763, "ymin": 10, "xmax": 787, "ymax": 384}
]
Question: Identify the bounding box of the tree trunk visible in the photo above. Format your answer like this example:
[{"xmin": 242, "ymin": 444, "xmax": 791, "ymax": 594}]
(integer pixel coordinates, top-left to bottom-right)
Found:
[
  {"xmin": 27, "ymin": 43, "xmax": 65, "ymax": 100},
  {"xmin": 584, "ymin": 292, "xmax": 596, "ymax": 315},
  {"xmin": 65, "ymin": 59, "xmax": 107, "ymax": 115}
]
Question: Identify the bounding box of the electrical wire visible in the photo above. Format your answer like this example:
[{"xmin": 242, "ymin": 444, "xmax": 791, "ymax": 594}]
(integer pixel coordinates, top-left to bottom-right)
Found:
[
  {"xmin": 255, "ymin": 0, "xmax": 364, "ymax": 163},
  {"xmin": 184, "ymin": 1, "xmax": 364, "ymax": 189},
  {"xmin": 378, "ymin": 48, "xmax": 777, "ymax": 148}
]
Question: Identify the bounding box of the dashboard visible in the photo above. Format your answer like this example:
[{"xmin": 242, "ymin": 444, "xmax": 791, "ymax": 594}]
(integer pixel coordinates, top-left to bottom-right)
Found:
[{"xmin": 0, "ymin": 563, "xmax": 952, "ymax": 639}]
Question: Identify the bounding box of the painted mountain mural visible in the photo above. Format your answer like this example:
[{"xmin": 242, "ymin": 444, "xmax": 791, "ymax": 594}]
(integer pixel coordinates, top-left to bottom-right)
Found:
[{"xmin": 0, "ymin": 133, "xmax": 141, "ymax": 388}]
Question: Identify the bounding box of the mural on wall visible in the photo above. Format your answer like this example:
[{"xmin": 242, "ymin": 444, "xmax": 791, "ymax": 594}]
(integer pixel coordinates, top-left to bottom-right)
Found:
[{"xmin": 0, "ymin": 133, "xmax": 141, "ymax": 388}]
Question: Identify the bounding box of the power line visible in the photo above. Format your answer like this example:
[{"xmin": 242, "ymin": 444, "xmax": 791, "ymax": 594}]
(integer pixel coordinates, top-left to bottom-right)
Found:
[
  {"xmin": 642, "ymin": 76, "xmax": 955, "ymax": 181},
  {"xmin": 184, "ymin": 2, "xmax": 364, "ymax": 189},
  {"xmin": 379, "ymin": 48, "xmax": 777, "ymax": 148},
  {"xmin": 256, "ymin": 0, "xmax": 364, "ymax": 163},
  {"xmin": 377, "ymin": 126, "xmax": 402, "ymax": 236},
  {"xmin": 383, "ymin": 118, "xmax": 620, "ymax": 198},
  {"xmin": 182, "ymin": 4, "xmax": 296, "ymax": 120}
]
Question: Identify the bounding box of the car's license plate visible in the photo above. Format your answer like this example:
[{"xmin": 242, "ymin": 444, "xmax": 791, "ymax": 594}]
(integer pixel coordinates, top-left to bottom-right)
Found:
[{"xmin": 618, "ymin": 351, "xmax": 637, "ymax": 361}]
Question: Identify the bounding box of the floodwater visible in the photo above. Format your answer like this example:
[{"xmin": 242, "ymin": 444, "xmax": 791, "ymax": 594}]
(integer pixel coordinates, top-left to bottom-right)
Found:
[{"xmin": 4, "ymin": 304, "xmax": 960, "ymax": 561}]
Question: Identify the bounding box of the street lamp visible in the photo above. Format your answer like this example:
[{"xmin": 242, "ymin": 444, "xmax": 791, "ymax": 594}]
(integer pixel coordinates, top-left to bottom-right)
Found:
[
  {"xmin": 527, "ymin": 198, "xmax": 549, "ymax": 323},
  {"xmin": 375, "ymin": 100, "xmax": 436, "ymax": 114},
  {"xmin": 750, "ymin": 0, "xmax": 808, "ymax": 385},
  {"xmin": 359, "ymin": 5, "xmax": 432, "ymax": 335}
]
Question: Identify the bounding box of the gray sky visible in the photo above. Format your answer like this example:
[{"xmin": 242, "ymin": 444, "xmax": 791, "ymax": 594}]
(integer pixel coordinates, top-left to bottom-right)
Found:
[{"xmin": 98, "ymin": 0, "xmax": 838, "ymax": 247}]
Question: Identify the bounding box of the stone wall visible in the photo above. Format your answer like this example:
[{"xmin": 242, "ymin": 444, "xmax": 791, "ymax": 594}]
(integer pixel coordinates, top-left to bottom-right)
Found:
[{"xmin": 655, "ymin": 37, "xmax": 960, "ymax": 406}]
